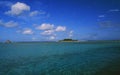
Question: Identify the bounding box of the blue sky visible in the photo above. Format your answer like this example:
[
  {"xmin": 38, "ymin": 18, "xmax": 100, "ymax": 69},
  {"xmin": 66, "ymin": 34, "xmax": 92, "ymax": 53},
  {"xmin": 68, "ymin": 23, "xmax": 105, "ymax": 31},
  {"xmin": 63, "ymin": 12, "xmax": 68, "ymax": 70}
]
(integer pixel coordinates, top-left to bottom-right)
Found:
[{"xmin": 0, "ymin": 0, "xmax": 120, "ymax": 42}]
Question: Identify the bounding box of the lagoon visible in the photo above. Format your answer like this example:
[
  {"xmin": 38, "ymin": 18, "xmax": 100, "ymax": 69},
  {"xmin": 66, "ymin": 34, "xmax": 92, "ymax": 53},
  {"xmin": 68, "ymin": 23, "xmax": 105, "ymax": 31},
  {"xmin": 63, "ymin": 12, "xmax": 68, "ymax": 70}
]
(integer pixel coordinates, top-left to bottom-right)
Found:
[{"xmin": 0, "ymin": 42, "xmax": 120, "ymax": 75}]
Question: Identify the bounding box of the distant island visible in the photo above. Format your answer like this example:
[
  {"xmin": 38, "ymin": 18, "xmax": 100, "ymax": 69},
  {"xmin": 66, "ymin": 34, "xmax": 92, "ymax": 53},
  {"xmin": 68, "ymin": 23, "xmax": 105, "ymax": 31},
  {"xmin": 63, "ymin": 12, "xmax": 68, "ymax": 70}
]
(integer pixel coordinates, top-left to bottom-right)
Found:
[
  {"xmin": 59, "ymin": 39, "xmax": 79, "ymax": 42},
  {"xmin": 2, "ymin": 39, "xmax": 120, "ymax": 43},
  {"xmin": 5, "ymin": 40, "xmax": 12, "ymax": 44}
]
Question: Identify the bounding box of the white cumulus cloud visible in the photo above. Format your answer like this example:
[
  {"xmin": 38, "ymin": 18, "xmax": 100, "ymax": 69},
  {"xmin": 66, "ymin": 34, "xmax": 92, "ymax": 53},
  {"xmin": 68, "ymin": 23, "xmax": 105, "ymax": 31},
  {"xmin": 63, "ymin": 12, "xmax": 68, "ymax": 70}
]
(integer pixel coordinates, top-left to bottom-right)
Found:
[
  {"xmin": 22, "ymin": 28, "xmax": 33, "ymax": 35},
  {"xmin": 4, "ymin": 21, "xmax": 18, "ymax": 27},
  {"xmin": 56, "ymin": 26, "xmax": 66, "ymax": 31},
  {"xmin": 36, "ymin": 23, "xmax": 54, "ymax": 30},
  {"xmin": 5, "ymin": 2, "xmax": 30, "ymax": 15},
  {"xmin": 29, "ymin": 11, "xmax": 39, "ymax": 17},
  {"xmin": 0, "ymin": 20, "xmax": 18, "ymax": 28},
  {"xmin": 41, "ymin": 30, "xmax": 54, "ymax": 36},
  {"xmin": 29, "ymin": 10, "xmax": 46, "ymax": 17},
  {"xmin": 35, "ymin": 23, "xmax": 68, "ymax": 39}
]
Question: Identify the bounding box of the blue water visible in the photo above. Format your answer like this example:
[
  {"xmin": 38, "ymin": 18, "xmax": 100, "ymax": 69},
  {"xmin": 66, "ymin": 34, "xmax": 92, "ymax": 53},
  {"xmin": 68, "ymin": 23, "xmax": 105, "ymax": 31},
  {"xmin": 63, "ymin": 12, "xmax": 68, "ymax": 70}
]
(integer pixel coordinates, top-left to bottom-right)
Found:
[{"xmin": 0, "ymin": 42, "xmax": 120, "ymax": 75}]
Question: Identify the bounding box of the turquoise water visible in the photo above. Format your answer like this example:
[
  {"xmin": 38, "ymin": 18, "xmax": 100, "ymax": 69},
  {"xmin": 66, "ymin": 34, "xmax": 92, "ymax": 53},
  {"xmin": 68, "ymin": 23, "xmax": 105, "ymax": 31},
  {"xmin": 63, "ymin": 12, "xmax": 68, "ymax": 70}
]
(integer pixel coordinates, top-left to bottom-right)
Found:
[{"xmin": 0, "ymin": 42, "xmax": 120, "ymax": 75}]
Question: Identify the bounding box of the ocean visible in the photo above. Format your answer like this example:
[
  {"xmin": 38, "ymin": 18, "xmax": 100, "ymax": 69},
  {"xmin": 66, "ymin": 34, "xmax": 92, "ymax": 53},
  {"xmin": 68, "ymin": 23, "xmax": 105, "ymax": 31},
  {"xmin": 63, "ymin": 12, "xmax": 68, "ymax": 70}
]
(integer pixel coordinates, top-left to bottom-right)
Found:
[{"xmin": 0, "ymin": 42, "xmax": 120, "ymax": 75}]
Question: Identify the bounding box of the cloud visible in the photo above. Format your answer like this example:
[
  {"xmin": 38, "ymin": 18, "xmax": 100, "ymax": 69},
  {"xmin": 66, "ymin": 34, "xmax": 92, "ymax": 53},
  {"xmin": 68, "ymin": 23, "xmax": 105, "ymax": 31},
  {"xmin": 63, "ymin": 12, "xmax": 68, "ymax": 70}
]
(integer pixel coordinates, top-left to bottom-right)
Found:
[
  {"xmin": 69, "ymin": 30, "xmax": 73, "ymax": 37},
  {"xmin": 0, "ymin": 20, "xmax": 18, "ymax": 28},
  {"xmin": 29, "ymin": 11, "xmax": 39, "ymax": 17},
  {"xmin": 4, "ymin": 21, "xmax": 18, "ymax": 27},
  {"xmin": 98, "ymin": 15, "xmax": 105, "ymax": 18},
  {"xmin": 0, "ymin": 1, "xmax": 13, "ymax": 7},
  {"xmin": 109, "ymin": 9, "xmax": 119, "ymax": 12},
  {"xmin": 5, "ymin": 2, "xmax": 30, "ymax": 15},
  {"xmin": 70, "ymin": 30, "xmax": 73, "ymax": 34},
  {"xmin": 36, "ymin": 23, "xmax": 54, "ymax": 30},
  {"xmin": 32, "ymin": 37, "xmax": 37, "ymax": 41},
  {"xmin": 55, "ymin": 26, "xmax": 66, "ymax": 31},
  {"xmin": 41, "ymin": 30, "xmax": 54, "ymax": 36},
  {"xmin": 35, "ymin": 23, "xmax": 67, "ymax": 40},
  {"xmin": 29, "ymin": 10, "xmax": 46, "ymax": 17},
  {"xmin": 98, "ymin": 21, "xmax": 120, "ymax": 28},
  {"xmin": 40, "ymin": 29, "xmax": 56, "ymax": 40},
  {"xmin": 49, "ymin": 36, "xmax": 55, "ymax": 40},
  {"xmin": 22, "ymin": 28, "xmax": 33, "ymax": 35},
  {"xmin": 4, "ymin": 2, "xmax": 48, "ymax": 21}
]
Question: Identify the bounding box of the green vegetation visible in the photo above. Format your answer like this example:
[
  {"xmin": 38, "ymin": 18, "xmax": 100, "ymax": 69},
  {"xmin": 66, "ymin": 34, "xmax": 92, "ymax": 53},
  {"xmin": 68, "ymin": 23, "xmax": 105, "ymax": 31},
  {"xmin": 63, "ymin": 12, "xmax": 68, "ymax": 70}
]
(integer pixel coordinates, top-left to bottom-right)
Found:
[{"xmin": 59, "ymin": 39, "xmax": 79, "ymax": 42}]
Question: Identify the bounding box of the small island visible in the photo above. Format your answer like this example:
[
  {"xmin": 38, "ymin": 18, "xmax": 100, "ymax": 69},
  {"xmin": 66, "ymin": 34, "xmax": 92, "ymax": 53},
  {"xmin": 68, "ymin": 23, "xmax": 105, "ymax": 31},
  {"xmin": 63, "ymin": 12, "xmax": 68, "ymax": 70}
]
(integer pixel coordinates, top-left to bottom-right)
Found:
[
  {"xmin": 5, "ymin": 40, "xmax": 12, "ymax": 44},
  {"xmin": 59, "ymin": 39, "xmax": 79, "ymax": 42}
]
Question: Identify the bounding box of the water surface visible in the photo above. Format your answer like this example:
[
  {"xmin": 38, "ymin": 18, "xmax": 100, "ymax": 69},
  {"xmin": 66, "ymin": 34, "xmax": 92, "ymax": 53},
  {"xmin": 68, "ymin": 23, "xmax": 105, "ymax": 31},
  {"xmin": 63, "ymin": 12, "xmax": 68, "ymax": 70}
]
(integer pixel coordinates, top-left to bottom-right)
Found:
[{"xmin": 0, "ymin": 42, "xmax": 120, "ymax": 75}]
